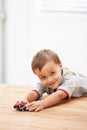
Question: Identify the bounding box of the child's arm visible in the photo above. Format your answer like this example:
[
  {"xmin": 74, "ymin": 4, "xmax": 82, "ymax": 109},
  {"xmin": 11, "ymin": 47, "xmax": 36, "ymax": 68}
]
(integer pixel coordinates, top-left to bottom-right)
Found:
[
  {"xmin": 26, "ymin": 90, "xmax": 68, "ymax": 112},
  {"xmin": 26, "ymin": 90, "xmax": 39, "ymax": 102},
  {"xmin": 14, "ymin": 90, "xmax": 40, "ymax": 111},
  {"xmin": 14, "ymin": 90, "xmax": 39, "ymax": 106}
]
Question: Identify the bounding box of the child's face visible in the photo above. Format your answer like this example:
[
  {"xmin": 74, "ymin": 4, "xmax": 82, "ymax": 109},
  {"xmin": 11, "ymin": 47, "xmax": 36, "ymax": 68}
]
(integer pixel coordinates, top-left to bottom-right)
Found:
[{"xmin": 34, "ymin": 60, "xmax": 62, "ymax": 89}]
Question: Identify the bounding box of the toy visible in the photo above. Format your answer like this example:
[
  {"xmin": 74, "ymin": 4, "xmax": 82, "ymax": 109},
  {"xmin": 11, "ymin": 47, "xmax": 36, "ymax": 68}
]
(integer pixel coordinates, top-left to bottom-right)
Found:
[{"xmin": 14, "ymin": 101, "xmax": 28, "ymax": 111}]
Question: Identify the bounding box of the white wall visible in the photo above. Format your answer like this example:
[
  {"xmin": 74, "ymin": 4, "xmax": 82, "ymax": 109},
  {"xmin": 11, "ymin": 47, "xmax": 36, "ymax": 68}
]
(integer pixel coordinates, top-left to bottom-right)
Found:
[{"xmin": 5, "ymin": 0, "xmax": 87, "ymax": 86}]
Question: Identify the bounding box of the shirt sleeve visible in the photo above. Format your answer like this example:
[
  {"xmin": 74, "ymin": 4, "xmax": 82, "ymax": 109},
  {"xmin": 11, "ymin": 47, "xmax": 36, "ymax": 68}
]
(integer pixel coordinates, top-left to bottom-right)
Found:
[
  {"xmin": 32, "ymin": 83, "xmax": 45, "ymax": 98},
  {"xmin": 57, "ymin": 78, "xmax": 76, "ymax": 99}
]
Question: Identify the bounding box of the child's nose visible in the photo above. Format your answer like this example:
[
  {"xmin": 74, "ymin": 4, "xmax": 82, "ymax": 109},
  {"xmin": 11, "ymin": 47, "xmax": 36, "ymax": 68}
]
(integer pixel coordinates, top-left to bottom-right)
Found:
[{"xmin": 47, "ymin": 77, "xmax": 53, "ymax": 83}]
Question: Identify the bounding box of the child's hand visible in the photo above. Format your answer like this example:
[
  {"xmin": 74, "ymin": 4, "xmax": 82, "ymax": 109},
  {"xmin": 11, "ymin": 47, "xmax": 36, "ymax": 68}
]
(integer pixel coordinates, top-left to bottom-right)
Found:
[{"xmin": 26, "ymin": 100, "xmax": 44, "ymax": 112}]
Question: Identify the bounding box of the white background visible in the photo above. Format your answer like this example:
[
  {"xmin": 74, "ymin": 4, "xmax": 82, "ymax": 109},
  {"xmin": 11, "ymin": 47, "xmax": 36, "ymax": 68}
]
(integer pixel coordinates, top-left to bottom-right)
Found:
[{"xmin": 4, "ymin": 0, "xmax": 87, "ymax": 86}]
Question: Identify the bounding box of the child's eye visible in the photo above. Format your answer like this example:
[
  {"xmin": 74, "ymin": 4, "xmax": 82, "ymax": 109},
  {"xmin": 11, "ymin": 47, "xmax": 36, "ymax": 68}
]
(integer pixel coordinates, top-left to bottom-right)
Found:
[
  {"xmin": 51, "ymin": 71, "xmax": 55, "ymax": 75},
  {"xmin": 40, "ymin": 76, "xmax": 46, "ymax": 80}
]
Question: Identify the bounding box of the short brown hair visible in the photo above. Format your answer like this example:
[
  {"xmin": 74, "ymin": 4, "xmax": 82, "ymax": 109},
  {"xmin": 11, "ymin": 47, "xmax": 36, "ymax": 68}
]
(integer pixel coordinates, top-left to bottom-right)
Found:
[{"xmin": 31, "ymin": 49, "xmax": 61, "ymax": 73}]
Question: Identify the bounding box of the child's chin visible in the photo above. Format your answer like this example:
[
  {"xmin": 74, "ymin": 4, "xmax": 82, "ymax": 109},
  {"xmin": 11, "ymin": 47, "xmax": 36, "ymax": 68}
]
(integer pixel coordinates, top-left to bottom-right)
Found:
[{"xmin": 53, "ymin": 83, "xmax": 59, "ymax": 88}]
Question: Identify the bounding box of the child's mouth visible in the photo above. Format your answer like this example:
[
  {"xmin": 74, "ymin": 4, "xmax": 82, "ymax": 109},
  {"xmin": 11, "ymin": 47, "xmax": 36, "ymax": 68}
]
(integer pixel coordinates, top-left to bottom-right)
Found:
[{"xmin": 48, "ymin": 82, "xmax": 58, "ymax": 88}]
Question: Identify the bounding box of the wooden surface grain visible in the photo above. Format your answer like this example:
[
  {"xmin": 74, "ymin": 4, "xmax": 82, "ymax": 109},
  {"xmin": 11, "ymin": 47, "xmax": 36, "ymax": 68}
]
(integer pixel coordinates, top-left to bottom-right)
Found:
[{"xmin": 0, "ymin": 84, "xmax": 87, "ymax": 130}]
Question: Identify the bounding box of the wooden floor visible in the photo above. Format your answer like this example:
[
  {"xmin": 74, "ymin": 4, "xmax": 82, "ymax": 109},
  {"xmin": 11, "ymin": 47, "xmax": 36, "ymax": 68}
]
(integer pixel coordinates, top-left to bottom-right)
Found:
[{"xmin": 0, "ymin": 84, "xmax": 87, "ymax": 130}]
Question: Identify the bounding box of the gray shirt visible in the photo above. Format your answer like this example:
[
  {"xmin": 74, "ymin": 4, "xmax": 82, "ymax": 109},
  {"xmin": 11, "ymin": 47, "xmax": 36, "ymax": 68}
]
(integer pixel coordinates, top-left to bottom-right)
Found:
[{"xmin": 33, "ymin": 68, "xmax": 87, "ymax": 99}]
